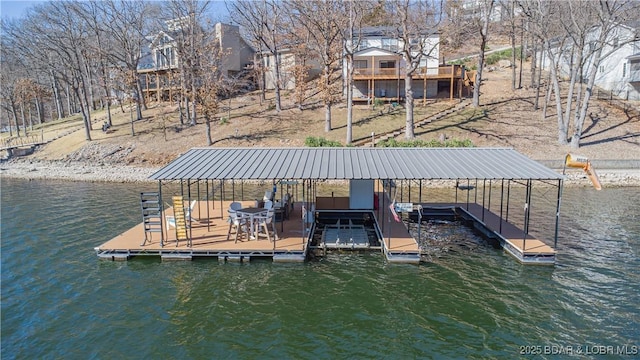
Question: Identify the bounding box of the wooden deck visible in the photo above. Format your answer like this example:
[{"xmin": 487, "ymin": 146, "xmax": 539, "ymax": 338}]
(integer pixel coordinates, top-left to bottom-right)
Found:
[
  {"xmin": 96, "ymin": 200, "xmax": 308, "ymax": 262},
  {"xmin": 422, "ymin": 203, "xmax": 556, "ymax": 265},
  {"xmin": 374, "ymin": 195, "xmax": 421, "ymax": 264}
]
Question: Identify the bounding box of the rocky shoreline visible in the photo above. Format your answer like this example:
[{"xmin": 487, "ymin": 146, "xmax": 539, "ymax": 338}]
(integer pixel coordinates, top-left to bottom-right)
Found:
[{"xmin": 2, "ymin": 158, "xmax": 640, "ymax": 187}]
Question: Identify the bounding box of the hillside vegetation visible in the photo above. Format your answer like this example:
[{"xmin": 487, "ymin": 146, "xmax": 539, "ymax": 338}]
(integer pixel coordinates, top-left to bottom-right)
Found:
[{"xmin": 13, "ymin": 61, "xmax": 640, "ymax": 166}]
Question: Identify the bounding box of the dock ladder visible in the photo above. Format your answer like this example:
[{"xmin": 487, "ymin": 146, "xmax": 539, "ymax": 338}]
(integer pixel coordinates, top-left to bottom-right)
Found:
[{"xmin": 140, "ymin": 192, "xmax": 163, "ymax": 246}]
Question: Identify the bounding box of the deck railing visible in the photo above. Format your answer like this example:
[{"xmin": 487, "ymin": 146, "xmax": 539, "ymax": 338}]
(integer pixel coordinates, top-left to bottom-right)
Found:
[{"xmin": 353, "ymin": 65, "xmax": 464, "ymax": 78}]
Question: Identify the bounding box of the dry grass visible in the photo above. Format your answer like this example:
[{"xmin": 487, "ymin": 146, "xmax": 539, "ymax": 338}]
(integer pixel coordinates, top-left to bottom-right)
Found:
[{"xmin": 23, "ymin": 61, "xmax": 640, "ymax": 166}]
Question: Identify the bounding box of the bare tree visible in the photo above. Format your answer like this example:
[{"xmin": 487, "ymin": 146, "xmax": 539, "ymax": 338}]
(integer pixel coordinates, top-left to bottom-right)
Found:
[
  {"xmin": 473, "ymin": 0, "xmax": 495, "ymax": 108},
  {"xmin": 521, "ymin": 0, "xmax": 639, "ymax": 148},
  {"xmin": 390, "ymin": 0, "xmax": 443, "ymax": 139},
  {"xmin": 102, "ymin": 0, "xmax": 161, "ymax": 125},
  {"xmin": 163, "ymin": 0, "xmax": 213, "ymax": 126},
  {"xmin": 287, "ymin": 0, "xmax": 345, "ymax": 132},
  {"xmin": 10, "ymin": 2, "xmax": 95, "ymax": 141},
  {"xmin": 195, "ymin": 27, "xmax": 225, "ymax": 146},
  {"xmin": 229, "ymin": 0, "xmax": 285, "ymax": 112}
]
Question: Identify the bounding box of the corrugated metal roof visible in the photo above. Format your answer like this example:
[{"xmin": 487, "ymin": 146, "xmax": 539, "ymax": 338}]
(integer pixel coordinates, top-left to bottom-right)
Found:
[{"xmin": 149, "ymin": 147, "xmax": 564, "ymax": 181}]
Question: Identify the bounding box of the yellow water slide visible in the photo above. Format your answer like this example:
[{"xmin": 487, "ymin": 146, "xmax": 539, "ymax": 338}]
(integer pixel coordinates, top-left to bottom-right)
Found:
[{"xmin": 565, "ymin": 154, "xmax": 602, "ymax": 190}]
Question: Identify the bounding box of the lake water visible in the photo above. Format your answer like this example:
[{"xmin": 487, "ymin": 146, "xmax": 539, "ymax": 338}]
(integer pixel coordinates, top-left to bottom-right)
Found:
[{"xmin": 1, "ymin": 178, "xmax": 638, "ymax": 359}]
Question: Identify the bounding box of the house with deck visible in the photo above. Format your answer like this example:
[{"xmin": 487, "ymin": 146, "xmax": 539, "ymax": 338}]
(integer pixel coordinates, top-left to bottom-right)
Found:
[
  {"xmin": 345, "ymin": 27, "xmax": 470, "ymax": 103},
  {"xmin": 137, "ymin": 20, "xmax": 255, "ymax": 102}
]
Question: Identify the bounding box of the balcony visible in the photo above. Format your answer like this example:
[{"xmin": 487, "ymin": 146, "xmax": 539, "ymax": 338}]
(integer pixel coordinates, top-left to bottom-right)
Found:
[{"xmin": 352, "ymin": 65, "xmax": 465, "ymax": 80}]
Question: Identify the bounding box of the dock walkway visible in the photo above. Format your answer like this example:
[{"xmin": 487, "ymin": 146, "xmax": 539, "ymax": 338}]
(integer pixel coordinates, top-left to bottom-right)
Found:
[{"xmin": 96, "ymin": 200, "xmax": 308, "ymax": 262}]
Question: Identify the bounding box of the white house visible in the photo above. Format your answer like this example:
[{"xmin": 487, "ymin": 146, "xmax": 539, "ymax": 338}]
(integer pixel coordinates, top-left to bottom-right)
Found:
[
  {"xmin": 345, "ymin": 26, "xmax": 468, "ymax": 102},
  {"xmin": 541, "ymin": 21, "xmax": 640, "ymax": 101}
]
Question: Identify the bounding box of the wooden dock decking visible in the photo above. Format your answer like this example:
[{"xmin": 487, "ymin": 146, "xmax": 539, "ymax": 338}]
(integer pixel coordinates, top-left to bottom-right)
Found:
[
  {"xmin": 96, "ymin": 200, "xmax": 308, "ymax": 262},
  {"xmin": 96, "ymin": 197, "xmax": 555, "ymax": 265}
]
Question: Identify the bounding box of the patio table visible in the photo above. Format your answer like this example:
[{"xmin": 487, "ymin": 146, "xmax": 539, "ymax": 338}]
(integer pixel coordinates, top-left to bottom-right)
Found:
[{"xmin": 236, "ymin": 207, "xmax": 268, "ymax": 239}]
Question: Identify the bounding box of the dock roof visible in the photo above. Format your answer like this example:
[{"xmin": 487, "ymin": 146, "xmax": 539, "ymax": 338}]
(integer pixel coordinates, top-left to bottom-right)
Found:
[{"xmin": 149, "ymin": 147, "xmax": 564, "ymax": 181}]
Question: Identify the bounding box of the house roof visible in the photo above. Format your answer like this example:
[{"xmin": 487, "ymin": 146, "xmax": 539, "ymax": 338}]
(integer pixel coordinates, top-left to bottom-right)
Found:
[
  {"xmin": 357, "ymin": 26, "xmax": 439, "ymax": 38},
  {"xmin": 149, "ymin": 147, "xmax": 563, "ymax": 181},
  {"xmin": 628, "ymin": 53, "xmax": 640, "ymax": 61},
  {"xmin": 354, "ymin": 47, "xmax": 400, "ymax": 57}
]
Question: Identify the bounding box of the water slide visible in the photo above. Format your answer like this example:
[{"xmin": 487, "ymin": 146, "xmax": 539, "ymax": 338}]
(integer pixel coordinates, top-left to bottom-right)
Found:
[{"xmin": 564, "ymin": 154, "xmax": 602, "ymax": 190}]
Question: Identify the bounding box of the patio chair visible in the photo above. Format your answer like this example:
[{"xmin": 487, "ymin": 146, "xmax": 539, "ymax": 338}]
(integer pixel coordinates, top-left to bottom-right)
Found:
[
  {"xmin": 255, "ymin": 209, "xmax": 277, "ymax": 242},
  {"xmin": 229, "ymin": 201, "xmax": 243, "ymax": 211},
  {"xmin": 227, "ymin": 209, "xmax": 250, "ymax": 243},
  {"xmin": 263, "ymin": 200, "xmax": 273, "ymax": 210}
]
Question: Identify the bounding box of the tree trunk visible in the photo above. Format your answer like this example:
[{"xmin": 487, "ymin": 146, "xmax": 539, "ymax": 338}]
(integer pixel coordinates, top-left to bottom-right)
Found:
[
  {"xmin": 534, "ymin": 46, "xmax": 543, "ymax": 110},
  {"xmin": 518, "ymin": 18, "xmax": 525, "ymax": 89},
  {"xmin": 190, "ymin": 83, "xmax": 197, "ymax": 126},
  {"xmin": 135, "ymin": 81, "xmax": 144, "ymax": 120},
  {"xmin": 549, "ymin": 63, "xmax": 567, "ymax": 144},
  {"xmin": 273, "ymin": 51, "xmax": 283, "ymax": 112},
  {"xmin": 74, "ymin": 86, "xmax": 92, "ymax": 141},
  {"xmin": 178, "ymin": 95, "xmax": 185, "ymax": 125},
  {"xmin": 542, "ymin": 71, "xmax": 552, "ymax": 118},
  {"xmin": 138, "ymin": 77, "xmax": 148, "ymax": 111},
  {"xmin": 35, "ymin": 97, "xmax": 44, "ymax": 124},
  {"xmin": 129, "ymin": 100, "xmax": 135, "ymax": 136},
  {"xmin": 530, "ymin": 42, "xmax": 537, "ymax": 87},
  {"xmin": 205, "ymin": 116, "xmax": 213, "ymax": 146},
  {"xmin": 563, "ymin": 47, "xmax": 582, "ymax": 133},
  {"xmin": 473, "ymin": 0, "xmax": 492, "ymax": 108},
  {"xmin": 324, "ymin": 103, "xmax": 332, "ymax": 133},
  {"xmin": 87, "ymin": 67, "xmax": 96, "ymax": 111},
  {"xmin": 404, "ymin": 73, "xmax": 415, "ymax": 139},
  {"xmin": 28, "ymin": 104, "xmax": 34, "ymax": 131},
  {"xmin": 345, "ymin": 54, "xmax": 353, "ymax": 145},
  {"xmin": 51, "ymin": 71, "xmax": 64, "ymax": 120},
  {"xmin": 510, "ymin": 3, "xmax": 517, "ymax": 91},
  {"xmin": 80, "ymin": 77, "xmax": 93, "ymax": 131},
  {"xmin": 106, "ymin": 99, "xmax": 112, "ymax": 127},
  {"xmin": 10, "ymin": 100, "xmax": 19, "ymax": 137},
  {"xmin": 65, "ymin": 84, "xmax": 73, "ymax": 114},
  {"xmin": 323, "ymin": 66, "xmax": 332, "ymax": 132},
  {"xmin": 571, "ymin": 42, "xmax": 604, "ymax": 149},
  {"xmin": 19, "ymin": 103, "xmax": 26, "ymax": 135},
  {"xmin": 473, "ymin": 48, "xmax": 486, "ymax": 107}
]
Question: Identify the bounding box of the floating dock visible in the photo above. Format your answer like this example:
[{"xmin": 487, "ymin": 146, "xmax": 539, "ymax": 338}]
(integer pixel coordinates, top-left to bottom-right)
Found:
[{"xmin": 97, "ymin": 147, "xmax": 565, "ymax": 266}]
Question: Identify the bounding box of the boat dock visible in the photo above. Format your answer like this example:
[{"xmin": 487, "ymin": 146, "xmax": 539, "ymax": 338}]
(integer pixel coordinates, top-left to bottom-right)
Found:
[{"xmin": 97, "ymin": 147, "xmax": 565, "ymax": 266}]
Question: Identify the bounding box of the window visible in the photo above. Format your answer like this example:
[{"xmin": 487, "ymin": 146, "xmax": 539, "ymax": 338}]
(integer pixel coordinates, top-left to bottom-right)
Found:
[
  {"xmin": 354, "ymin": 60, "xmax": 368, "ymax": 69},
  {"xmin": 381, "ymin": 38, "xmax": 398, "ymax": 52},
  {"xmin": 599, "ymin": 65, "xmax": 604, "ymax": 73},
  {"xmin": 356, "ymin": 39, "xmax": 369, "ymax": 52},
  {"xmin": 379, "ymin": 60, "xmax": 396, "ymax": 68},
  {"xmin": 622, "ymin": 62, "xmax": 626, "ymax": 77},
  {"xmin": 613, "ymin": 37, "xmax": 619, "ymax": 48}
]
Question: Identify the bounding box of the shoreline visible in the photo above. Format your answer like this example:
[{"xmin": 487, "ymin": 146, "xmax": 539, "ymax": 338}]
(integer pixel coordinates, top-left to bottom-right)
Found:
[{"xmin": 2, "ymin": 158, "xmax": 640, "ymax": 187}]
